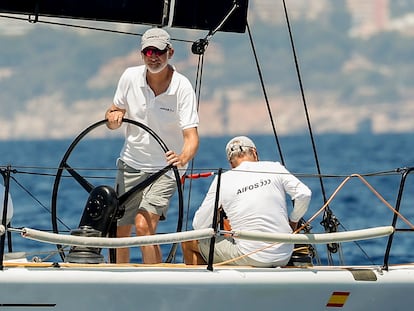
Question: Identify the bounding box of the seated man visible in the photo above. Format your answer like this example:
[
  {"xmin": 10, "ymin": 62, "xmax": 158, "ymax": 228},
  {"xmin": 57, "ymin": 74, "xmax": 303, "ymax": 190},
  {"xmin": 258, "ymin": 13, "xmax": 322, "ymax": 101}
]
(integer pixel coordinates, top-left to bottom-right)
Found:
[{"xmin": 182, "ymin": 136, "xmax": 311, "ymax": 267}]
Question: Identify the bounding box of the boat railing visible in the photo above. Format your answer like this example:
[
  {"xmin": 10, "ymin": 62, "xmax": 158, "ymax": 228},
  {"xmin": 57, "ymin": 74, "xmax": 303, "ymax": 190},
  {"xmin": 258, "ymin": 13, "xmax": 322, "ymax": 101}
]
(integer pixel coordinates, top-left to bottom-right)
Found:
[
  {"xmin": 383, "ymin": 166, "xmax": 414, "ymax": 270},
  {"xmin": 0, "ymin": 165, "xmax": 413, "ymax": 270},
  {"xmin": 0, "ymin": 165, "xmax": 13, "ymax": 270}
]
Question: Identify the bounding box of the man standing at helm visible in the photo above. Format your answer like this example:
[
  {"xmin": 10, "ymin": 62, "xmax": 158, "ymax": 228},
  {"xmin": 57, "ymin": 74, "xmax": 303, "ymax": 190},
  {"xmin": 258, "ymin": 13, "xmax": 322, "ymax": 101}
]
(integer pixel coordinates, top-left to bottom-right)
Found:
[{"xmin": 105, "ymin": 27, "xmax": 199, "ymax": 264}]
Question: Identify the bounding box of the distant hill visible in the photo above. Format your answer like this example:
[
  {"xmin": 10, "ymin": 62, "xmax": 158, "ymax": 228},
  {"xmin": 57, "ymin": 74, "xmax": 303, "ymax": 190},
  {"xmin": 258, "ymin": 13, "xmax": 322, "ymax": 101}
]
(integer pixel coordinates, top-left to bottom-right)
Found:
[{"xmin": 1, "ymin": 5, "xmax": 414, "ymax": 139}]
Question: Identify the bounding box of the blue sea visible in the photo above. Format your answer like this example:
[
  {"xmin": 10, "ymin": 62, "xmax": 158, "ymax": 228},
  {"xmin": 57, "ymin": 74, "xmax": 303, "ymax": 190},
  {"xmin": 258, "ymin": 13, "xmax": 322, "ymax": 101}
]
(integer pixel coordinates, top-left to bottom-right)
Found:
[{"xmin": 1, "ymin": 132, "xmax": 414, "ymax": 266}]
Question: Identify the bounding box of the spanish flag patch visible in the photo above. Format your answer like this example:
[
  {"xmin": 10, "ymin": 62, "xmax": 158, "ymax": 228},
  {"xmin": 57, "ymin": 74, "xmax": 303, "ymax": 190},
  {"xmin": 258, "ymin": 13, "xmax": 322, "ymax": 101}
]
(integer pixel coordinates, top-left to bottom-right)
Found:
[{"xmin": 326, "ymin": 291, "xmax": 350, "ymax": 308}]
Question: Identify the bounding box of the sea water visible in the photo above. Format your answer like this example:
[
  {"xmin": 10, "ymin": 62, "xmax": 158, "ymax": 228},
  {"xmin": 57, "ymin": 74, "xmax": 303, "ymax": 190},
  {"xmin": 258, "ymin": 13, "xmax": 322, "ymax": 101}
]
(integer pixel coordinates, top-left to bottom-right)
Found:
[{"xmin": 1, "ymin": 132, "xmax": 414, "ymax": 265}]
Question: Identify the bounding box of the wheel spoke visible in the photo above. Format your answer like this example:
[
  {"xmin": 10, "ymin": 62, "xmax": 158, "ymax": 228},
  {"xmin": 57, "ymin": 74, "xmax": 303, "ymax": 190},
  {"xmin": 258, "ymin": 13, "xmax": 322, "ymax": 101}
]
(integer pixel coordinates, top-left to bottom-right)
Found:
[
  {"xmin": 62, "ymin": 163, "xmax": 95, "ymax": 193},
  {"xmin": 119, "ymin": 164, "xmax": 173, "ymax": 206}
]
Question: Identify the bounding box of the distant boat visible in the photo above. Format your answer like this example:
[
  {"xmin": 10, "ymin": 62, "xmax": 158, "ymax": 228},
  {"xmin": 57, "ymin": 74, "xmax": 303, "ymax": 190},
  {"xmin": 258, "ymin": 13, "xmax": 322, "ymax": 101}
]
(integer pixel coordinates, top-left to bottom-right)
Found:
[{"xmin": 1, "ymin": 1, "xmax": 414, "ymax": 310}]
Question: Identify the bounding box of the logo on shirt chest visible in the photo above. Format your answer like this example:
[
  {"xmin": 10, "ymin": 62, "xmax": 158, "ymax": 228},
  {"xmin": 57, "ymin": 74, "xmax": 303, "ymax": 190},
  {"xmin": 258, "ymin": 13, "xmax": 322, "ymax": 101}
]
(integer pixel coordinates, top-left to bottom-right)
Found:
[{"xmin": 159, "ymin": 107, "xmax": 175, "ymax": 112}]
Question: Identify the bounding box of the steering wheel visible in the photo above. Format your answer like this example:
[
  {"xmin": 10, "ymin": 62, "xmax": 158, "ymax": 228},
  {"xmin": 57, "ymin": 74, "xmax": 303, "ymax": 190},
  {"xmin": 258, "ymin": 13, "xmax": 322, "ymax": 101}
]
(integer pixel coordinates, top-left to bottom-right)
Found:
[{"xmin": 50, "ymin": 118, "xmax": 184, "ymax": 263}]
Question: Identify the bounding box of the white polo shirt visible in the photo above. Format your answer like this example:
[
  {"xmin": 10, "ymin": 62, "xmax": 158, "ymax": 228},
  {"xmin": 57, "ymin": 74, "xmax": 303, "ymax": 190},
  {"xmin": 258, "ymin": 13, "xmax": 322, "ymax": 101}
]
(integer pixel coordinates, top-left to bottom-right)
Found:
[{"xmin": 113, "ymin": 65, "xmax": 199, "ymax": 175}]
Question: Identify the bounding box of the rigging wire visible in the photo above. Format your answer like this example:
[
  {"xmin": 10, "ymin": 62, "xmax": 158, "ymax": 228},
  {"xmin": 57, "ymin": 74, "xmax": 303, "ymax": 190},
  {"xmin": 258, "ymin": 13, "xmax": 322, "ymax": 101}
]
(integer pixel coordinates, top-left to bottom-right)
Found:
[
  {"xmin": 280, "ymin": 0, "xmax": 341, "ymax": 263},
  {"xmin": 245, "ymin": 5, "xmax": 320, "ymax": 262},
  {"xmin": 181, "ymin": 0, "xmax": 242, "ymax": 239},
  {"xmin": 246, "ymin": 22, "xmax": 285, "ymax": 166},
  {"xmin": 0, "ymin": 13, "xmax": 193, "ymax": 44},
  {"xmin": 10, "ymin": 174, "xmax": 70, "ymax": 232},
  {"xmin": 246, "ymin": 18, "xmax": 321, "ymax": 263},
  {"xmin": 184, "ymin": 53, "xmax": 206, "ymax": 233}
]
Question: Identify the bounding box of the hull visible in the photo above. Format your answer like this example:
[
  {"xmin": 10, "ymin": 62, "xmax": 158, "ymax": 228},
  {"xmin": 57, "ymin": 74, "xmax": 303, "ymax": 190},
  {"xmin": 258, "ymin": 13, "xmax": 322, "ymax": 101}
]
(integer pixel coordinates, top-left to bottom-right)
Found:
[{"xmin": 1, "ymin": 262, "xmax": 414, "ymax": 310}]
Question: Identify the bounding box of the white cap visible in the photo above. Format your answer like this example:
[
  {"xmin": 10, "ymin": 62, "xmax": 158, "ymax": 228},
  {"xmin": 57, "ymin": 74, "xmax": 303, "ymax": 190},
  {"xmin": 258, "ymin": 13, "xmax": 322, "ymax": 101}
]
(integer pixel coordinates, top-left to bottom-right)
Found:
[
  {"xmin": 225, "ymin": 136, "xmax": 256, "ymax": 160},
  {"xmin": 141, "ymin": 28, "xmax": 171, "ymax": 51}
]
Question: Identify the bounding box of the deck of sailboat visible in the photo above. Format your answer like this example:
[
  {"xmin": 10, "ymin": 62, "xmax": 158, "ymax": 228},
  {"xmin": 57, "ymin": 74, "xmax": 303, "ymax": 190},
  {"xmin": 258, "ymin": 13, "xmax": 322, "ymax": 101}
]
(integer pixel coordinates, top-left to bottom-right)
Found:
[{"xmin": 3, "ymin": 257, "xmax": 414, "ymax": 272}]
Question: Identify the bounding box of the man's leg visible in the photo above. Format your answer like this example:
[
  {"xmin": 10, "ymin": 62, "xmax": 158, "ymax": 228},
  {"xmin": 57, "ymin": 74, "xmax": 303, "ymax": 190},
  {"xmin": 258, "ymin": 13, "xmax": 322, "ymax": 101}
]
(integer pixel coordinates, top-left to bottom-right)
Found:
[
  {"xmin": 114, "ymin": 160, "xmax": 146, "ymax": 263},
  {"xmin": 116, "ymin": 224, "xmax": 132, "ymax": 263},
  {"xmin": 181, "ymin": 240, "xmax": 206, "ymax": 265},
  {"xmin": 135, "ymin": 210, "xmax": 161, "ymax": 264}
]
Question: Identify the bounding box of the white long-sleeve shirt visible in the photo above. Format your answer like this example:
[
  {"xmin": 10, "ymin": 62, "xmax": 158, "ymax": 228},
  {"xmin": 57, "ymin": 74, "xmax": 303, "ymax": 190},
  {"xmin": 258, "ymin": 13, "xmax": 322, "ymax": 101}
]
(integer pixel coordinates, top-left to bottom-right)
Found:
[{"xmin": 193, "ymin": 161, "xmax": 311, "ymax": 263}]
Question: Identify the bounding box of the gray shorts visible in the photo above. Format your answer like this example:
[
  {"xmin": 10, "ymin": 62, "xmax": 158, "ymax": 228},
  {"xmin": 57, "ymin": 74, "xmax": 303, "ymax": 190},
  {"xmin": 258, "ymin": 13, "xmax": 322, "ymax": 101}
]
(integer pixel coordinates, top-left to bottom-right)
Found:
[
  {"xmin": 115, "ymin": 160, "xmax": 177, "ymax": 226},
  {"xmin": 198, "ymin": 236, "xmax": 289, "ymax": 267}
]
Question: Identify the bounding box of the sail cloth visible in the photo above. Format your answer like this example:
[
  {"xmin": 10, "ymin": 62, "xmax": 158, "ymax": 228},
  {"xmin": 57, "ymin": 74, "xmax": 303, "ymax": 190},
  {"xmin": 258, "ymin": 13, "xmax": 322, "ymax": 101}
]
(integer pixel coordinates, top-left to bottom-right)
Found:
[
  {"xmin": 0, "ymin": 0, "xmax": 167, "ymax": 26},
  {"xmin": 0, "ymin": 0, "xmax": 249, "ymax": 33}
]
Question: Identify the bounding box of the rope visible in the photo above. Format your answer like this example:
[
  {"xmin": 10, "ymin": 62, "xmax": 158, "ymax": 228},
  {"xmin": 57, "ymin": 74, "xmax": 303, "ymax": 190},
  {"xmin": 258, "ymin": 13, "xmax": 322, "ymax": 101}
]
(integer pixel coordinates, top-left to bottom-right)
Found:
[
  {"xmin": 301, "ymin": 174, "xmax": 414, "ymax": 231},
  {"xmin": 213, "ymin": 172, "xmax": 413, "ymax": 266}
]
